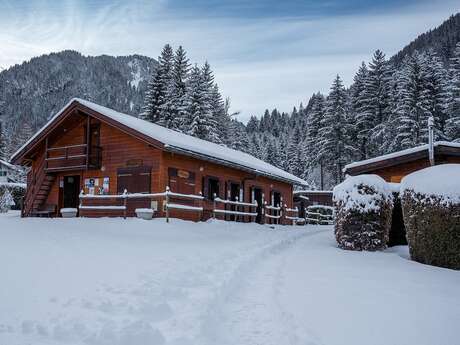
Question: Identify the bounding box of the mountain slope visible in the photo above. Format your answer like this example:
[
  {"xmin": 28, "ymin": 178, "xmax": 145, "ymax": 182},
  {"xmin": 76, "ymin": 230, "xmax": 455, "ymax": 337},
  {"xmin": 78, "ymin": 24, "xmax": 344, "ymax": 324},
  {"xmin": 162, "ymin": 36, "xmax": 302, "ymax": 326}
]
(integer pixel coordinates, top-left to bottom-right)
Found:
[
  {"xmin": 391, "ymin": 12, "xmax": 460, "ymax": 66},
  {"xmin": 0, "ymin": 50, "xmax": 156, "ymax": 149}
]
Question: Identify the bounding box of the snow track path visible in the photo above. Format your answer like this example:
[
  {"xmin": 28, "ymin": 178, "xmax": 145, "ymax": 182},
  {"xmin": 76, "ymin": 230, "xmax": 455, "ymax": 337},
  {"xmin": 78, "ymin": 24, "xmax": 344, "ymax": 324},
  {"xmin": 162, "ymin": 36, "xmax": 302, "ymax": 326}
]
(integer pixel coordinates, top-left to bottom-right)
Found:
[{"xmin": 201, "ymin": 227, "xmax": 328, "ymax": 345}]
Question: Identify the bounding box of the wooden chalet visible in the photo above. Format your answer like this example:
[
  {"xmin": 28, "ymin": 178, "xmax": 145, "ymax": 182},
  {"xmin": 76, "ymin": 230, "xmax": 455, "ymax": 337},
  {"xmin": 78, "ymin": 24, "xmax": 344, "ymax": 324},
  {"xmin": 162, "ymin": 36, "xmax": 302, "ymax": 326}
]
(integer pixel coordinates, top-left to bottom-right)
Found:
[
  {"xmin": 343, "ymin": 142, "xmax": 460, "ymax": 183},
  {"xmin": 11, "ymin": 98, "xmax": 307, "ymax": 223}
]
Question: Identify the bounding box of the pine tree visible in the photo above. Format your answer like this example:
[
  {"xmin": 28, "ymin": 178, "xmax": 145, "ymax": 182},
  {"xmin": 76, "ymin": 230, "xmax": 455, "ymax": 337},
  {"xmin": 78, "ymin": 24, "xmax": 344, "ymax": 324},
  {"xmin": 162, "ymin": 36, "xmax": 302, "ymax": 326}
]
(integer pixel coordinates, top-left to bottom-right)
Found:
[
  {"xmin": 229, "ymin": 120, "xmax": 250, "ymax": 153},
  {"xmin": 392, "ymin": 52, "xmax": 432, "ymax": 149},
  {"xmin": 287, "ymin": 127, "xmax": 303, "ymax": 177},
  {"xmin": 0, "ymin": 121, "xmax": 6, "ymax": 160},
  {"xmin": 366, "ymin": 50, "xmax": 392, "ymax": 156},
  {"xmin": 160, "ymin": 46, "xmax": 190, "ymax": 130},
  {"xmin": 264, "ymin": 138, "xmax": 279, "ymax": 166},
  {"xmin": 421, "ymin": 49, "xmax": 449, "ymax": 139},
  {"xmin": 140, "ymin": 44, "xmax": 174, "ymax": 123},
  {"xmin": 351, "ymin": 62, "xmax": 372, "ymax": 159},
  {"xmin": 318, "ymin": 75, "xmax": 353, "ymax": 184},
  {"xmin": 446, "ymin": 42, "xmax": 460, "ymax": 142}
]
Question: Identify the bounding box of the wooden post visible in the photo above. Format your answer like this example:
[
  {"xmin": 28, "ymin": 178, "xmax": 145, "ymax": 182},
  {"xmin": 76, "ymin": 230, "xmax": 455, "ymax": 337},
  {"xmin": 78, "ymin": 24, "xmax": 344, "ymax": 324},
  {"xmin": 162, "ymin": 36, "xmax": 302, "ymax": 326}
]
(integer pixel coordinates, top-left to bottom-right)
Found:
[
  {"xmin": 213, "ymin": 193, "xmax": 217, "ymax": 219},
  {"xmin": 235, "ymin": 196, "xmax": 239, "ymax": 222},
  {"xmin": 165, "ymin": 186, "xmax": 170, "ymax": 223},
  {"xmin": 261, "ymin": 193, "xmax": 265, "ymax": 225},
  {"xmin": 199, "ymin": 191, "xmax": 203, "ymax": 222},
  {"xmin": 79, "ymin": 189, "xmax": 84, "ymax": 218},
  {"xmin": 86, "ymin": 116, "xmax": 90, "ymax": 169},
  {"xmin": 45, "ymin": 137, "xmax": 49, "ymax": 171},
  {"xmin": 123, "ymin": 189, "xmax": 127, "ymax": 219}
]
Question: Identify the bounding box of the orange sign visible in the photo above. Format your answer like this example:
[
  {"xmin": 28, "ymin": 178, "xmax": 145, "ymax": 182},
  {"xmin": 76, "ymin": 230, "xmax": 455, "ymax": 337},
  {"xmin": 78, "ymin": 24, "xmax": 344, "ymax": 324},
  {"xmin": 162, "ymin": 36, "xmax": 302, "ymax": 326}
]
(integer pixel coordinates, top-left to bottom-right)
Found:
[{"xmin": 178, "ymin": 170, "xmax": 190, "ymax": 179}]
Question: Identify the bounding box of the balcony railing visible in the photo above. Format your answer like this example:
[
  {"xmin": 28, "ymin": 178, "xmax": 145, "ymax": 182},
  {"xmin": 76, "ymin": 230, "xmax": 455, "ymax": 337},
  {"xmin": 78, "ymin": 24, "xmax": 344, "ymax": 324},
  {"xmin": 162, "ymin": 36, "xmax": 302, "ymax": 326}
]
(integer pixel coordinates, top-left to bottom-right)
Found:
[{"xmin": 45, "ymin": 144, "xmax": 102, "ymax": 172}]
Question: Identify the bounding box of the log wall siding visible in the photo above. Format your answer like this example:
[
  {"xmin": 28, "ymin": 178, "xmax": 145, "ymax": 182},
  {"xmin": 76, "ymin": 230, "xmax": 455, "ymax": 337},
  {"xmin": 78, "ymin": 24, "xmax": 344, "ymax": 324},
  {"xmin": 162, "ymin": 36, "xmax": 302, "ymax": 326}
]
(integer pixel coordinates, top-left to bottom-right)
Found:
[
  {"xmin": 27, "ymin": 115, "xmax": 293, "ymax": 222},
  {"xmin": 161, "ymin": 151, "xmax": 293, "ymax": 223}
]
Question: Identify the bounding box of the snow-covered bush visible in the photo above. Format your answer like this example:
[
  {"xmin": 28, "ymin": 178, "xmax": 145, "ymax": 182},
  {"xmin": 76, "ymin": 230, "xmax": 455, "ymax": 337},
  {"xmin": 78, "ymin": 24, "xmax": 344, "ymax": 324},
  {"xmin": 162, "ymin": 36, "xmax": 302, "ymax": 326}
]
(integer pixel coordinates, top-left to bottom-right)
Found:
[
  {"xmin": 0, "ymin": 189, "xmax": 15, "ymax": 213},
  {"xmin": 333, "ymin": 175, "xmax": 393, "ymax": 251},
  {"xmin": 0, "ymin": 183, "xmax": 26, "ymax": 210},
  {"xmin": 401, "ymin": 164, "xmax": 460, "ymax": 270}
]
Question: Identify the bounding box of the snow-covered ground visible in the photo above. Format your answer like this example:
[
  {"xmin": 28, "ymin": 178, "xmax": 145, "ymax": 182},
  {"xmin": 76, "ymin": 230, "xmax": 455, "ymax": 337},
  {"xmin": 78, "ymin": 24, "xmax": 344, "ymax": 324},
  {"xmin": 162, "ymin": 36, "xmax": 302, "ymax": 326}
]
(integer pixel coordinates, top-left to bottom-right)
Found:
[{"xmin": 1, "ymin": 212, "xmax": 459, "ymax": 345}]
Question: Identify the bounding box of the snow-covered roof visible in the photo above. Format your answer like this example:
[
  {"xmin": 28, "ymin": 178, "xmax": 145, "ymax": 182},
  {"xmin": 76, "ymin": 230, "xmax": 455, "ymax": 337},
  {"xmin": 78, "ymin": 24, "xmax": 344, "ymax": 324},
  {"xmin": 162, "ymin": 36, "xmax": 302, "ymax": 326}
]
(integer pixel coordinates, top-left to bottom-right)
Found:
[
  {"xmin": 293, "ymin": 190, "xmax": 333, "ymax": 195},
  {"xmin": 11, "ymin": 98, "xmax": 307, "ymax": 186},
  {"xmin": 0, "ymin": 159, "xmax": 18, "ymax": 171},
  {"xmin": 344, "ymin": 141, "xmax": 460, "ymax": 173}
]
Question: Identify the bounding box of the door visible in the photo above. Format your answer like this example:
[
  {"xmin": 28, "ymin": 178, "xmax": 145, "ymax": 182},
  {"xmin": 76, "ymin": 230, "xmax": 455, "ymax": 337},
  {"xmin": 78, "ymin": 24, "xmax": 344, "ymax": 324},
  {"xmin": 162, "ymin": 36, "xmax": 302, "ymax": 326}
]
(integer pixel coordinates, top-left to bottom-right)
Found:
[
  {"xmin": 252, "ymin": 187, "xmax": 263, "ymax": 224},
  {"xmin": 63, "ymin": 175, "xmax": 80, "ymax": 208},
  {"xmin": 117, "ymin": 166, "xmax": 152, "ymax": 214}
]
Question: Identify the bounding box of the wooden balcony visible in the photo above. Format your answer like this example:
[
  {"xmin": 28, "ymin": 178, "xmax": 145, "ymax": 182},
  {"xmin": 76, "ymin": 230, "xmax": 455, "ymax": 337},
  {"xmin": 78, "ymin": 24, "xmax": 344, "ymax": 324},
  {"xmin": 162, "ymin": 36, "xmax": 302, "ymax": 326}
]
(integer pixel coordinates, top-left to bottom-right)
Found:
[{"xmin": 45, "ymin": 144, "xmax": 102, "ymax": 172}]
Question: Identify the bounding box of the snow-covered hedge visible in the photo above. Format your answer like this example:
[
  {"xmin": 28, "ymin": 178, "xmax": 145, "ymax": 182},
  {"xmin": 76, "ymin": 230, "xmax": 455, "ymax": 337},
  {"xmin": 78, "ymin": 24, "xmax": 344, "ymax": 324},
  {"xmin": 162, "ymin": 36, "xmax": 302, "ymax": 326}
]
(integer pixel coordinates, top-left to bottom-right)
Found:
[
  {"xmin": 401, "ymin": 164, "xmax": 460, "ymax": 269},
  {"xmin": 333, "ymin": 175, "xmax": 393, "ymax": 251},
  {"xmin": 0, "ymin": 183, "xmax": 26, "ymax": 211}
]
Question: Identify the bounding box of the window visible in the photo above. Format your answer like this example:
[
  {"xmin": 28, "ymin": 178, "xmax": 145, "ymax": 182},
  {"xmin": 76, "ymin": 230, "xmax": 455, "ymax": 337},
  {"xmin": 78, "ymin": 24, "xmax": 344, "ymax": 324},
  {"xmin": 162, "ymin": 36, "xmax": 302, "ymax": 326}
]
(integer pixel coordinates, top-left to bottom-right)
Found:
[
  {"xmin": 207, "ymin": 177, "xmax": 220, "ymax": 200},
  {"xmin": 0, "ymin": 171, "xmax": 6, "ymax": 177},
  {"xmin": 169, "ymin": 168, "xmax": 195, "ymax": 194}
]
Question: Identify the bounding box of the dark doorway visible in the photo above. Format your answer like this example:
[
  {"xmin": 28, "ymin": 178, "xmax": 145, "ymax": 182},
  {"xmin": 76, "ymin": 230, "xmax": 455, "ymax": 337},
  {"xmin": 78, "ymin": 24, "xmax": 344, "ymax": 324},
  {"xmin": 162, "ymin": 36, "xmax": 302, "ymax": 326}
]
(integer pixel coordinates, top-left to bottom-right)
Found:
[
  {"xmin": 388, "ymin": 193, "xmax": 407, "ymax": 246},
  {"xmin": 252, "ymin": 187, "xmax": 263, "ymax": 224},
  {"xmin": 272, "ymin": 191, "xmax": 281, "ymax": 207},
  {"xmin": 63, "ymin": 175, "xmax": 80, "ymax": 209},
  {"xmin": 229, "ymin": 182, "xmax": 240, "ymax": 221},
  {"xmin": 271, "ymin": 191, "xmax": 282, "ymax": 224}
]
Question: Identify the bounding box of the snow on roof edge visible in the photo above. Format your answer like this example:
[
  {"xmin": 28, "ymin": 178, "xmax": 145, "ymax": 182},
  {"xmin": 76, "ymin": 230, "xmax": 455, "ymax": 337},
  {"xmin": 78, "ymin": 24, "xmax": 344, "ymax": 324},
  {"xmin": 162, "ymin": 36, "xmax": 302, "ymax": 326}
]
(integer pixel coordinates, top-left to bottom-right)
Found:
[
  {"xmin": 0, "ymin": 159, "xmax": 19, "ymax": 170},
  {"xmin": 10, "ymin": 98, "xmax": 308, "ymax": 186},
  {"xmin": 343, "ymin": 141, "xmax": 460, "ymax": 172},
  {"xmin": 293, "ymin": 190, "xmax": 332, "ymax": 194}
]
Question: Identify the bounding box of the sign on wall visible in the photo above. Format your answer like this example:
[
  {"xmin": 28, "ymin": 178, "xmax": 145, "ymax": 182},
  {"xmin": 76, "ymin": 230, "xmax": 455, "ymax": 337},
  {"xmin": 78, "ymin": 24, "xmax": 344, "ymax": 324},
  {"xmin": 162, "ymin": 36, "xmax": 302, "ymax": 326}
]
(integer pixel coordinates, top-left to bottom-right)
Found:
[{"xmin": 84, "ymin": 177, "xmax": 109, "ymax": 195}]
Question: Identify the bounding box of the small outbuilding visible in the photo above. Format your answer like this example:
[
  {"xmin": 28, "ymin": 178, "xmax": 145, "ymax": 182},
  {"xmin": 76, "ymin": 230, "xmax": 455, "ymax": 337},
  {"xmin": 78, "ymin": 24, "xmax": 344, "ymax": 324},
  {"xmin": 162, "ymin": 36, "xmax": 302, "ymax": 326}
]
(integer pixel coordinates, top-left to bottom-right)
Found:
[
  {"xmin": 293, "ymin": 190, "xmax": 333, "ymax": 219},
  {"xmin": 0, "ymin": 159, "xmax": 19, "ymax": 183},
  {"xmin": 343, "ymin": 142, "xmax": 460, "ymax": 182},
  {"xmin": 343, "ymin": 142, "xmax": 460, "ymax": 246}
]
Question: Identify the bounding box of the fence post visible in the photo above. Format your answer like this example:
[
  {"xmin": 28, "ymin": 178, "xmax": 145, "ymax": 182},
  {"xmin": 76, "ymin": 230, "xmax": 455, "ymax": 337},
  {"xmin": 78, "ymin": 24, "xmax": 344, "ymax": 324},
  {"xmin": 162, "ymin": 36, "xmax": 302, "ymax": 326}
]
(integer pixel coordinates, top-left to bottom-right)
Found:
[
  {"xmin": 261, "ymin": 193, "xmax": 265, "ymax": 224},
  {"xmin": 213, "ymin": 193, "xmax": 216, "ymax": 219},
  {"xmin": 235, "ymin": 196, "xmax": 239, "ymax": 222},
  {"xmin": 165, "ymin": 186, "xmax": 170, "ymax": 223},
  {"xmin": 123, "ymin": 189, "xmax": 127, "ymax": 219},
  {"xmin": 199, "ymin": 191, "xmax": 203, "ymax": 221},
  {"xmin": 79, "ymin": 189, "xmax": 84, "ymax": 217}
]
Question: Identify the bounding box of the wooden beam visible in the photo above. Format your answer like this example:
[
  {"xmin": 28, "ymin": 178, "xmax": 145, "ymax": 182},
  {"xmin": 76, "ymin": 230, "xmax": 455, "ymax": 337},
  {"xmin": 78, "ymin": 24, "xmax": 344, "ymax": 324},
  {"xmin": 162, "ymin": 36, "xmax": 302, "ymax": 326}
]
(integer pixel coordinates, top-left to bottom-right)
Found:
[{"xmin": 86, "ymin": 115, "xmax": 90, "ymax": 170}]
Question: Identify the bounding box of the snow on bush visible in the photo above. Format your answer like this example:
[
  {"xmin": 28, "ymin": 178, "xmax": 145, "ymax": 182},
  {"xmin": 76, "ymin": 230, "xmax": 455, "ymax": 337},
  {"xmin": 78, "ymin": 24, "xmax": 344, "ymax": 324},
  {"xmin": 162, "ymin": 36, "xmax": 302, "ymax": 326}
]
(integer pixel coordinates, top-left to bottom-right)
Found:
[
  {"xmin": 401, "ymin": 164, "xmax": 460, "ymax": 269},
  {"xmin": 0, "ymin": 189, "xmax": 15, "ymax": 213},
  {"xmin": 0, "ymin": 183, "xmax": 26, "ymax": 210},
  {"xmin": 333, "ymin": 174, "xmax": 393, "ymax": 251}
]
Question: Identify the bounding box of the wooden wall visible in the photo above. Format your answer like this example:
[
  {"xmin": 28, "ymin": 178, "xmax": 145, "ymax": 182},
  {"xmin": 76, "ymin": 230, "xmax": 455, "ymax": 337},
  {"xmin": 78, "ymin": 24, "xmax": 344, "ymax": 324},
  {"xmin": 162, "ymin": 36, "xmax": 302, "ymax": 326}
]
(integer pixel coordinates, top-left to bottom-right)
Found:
[
  {"xmin": 161, "ymin": 151, "xmax": 293, "ymax": 223},
  {"xmin": 31, "ymin": 114, "xmax": 293, "ymax": 222}
]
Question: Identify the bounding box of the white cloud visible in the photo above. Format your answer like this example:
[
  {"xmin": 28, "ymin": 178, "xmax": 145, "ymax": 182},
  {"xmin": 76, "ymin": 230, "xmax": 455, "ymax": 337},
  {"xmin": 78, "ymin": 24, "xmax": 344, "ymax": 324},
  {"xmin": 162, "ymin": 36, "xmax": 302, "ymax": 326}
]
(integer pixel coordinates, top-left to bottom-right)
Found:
[{"xmin": 0, "ymin": 0, "xmax": 458, "ymax": 121}]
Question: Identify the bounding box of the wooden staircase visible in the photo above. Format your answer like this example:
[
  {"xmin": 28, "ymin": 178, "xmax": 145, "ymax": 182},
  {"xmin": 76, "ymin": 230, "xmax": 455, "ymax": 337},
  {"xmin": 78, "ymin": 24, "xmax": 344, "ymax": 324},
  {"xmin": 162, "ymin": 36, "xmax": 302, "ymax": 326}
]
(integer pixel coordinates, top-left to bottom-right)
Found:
[{"xmin": 22, "ymin": 155, "xmax": 56, "ymax": 217}]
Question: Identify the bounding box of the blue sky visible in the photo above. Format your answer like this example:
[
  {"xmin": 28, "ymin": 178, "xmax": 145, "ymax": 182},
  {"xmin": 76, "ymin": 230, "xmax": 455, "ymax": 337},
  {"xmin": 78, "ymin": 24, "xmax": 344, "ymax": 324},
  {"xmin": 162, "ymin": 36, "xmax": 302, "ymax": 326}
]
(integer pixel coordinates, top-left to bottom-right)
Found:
[{"xmin": 1, "ymin": 0, "xmax": 459, "ymax": 121}]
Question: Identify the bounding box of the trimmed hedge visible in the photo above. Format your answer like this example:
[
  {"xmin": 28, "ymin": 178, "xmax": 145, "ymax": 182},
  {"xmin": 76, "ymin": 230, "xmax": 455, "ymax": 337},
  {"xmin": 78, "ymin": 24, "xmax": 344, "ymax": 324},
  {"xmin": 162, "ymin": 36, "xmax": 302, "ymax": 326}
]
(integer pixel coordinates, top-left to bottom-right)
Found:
[
  {"xmin": 401, "ymin": 164, "xmax": 460, "ymax": 270},
  {"xmin": 401, "ymin": 177, "xmax": 460, "ymax": 269},
  {"xmin": 333, "ymin": 175, "xmax": 393, "ymax": 251}
]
